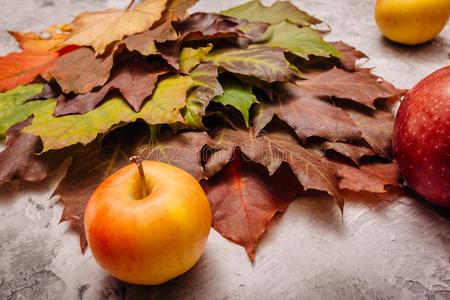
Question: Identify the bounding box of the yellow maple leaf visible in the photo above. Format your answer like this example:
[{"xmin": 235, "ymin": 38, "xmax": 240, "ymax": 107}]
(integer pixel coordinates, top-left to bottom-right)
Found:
[
  {"xmin": 8, "ymin": 24, "xmax": 72, "ymax": 52},
  {"xmin": 64, "ymin": 0, "xmax": 168, "ymax": 55}
]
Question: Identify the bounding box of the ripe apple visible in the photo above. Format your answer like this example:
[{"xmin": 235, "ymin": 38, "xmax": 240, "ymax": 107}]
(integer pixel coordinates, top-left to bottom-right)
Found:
[
  {"xmin": 375, "ymin": 0, "xmax": 450, "ymax": 45},
  {"xmin": 84, "ymin": 159, "xmax": 212, "ymax": 285},
  {"xmin": 393, "ymin": 66, "xmax": 450, "ymax": 207}
]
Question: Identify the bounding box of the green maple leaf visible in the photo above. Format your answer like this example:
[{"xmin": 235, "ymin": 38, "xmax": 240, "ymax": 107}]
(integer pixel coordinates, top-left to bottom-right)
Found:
[
  {"xmin": 0, "ymin": 84, "xmax": 44, "ymax": 136},
  {"xmin": 205, "ymin": 47, "xmax": 292, "ymax": 82},
  {"xmin": 24, "ymin": 76, "xmax": 193, "ymax": 151},
  {"xmin": 213, "ymin": 80, "xmax": 258, "ymax": 127},
  {"xmin": 221, "ymin": 0, "xmax": 321, "ymax": 26},
  {"xmin": 253, "ymin": 21, "xmax": 341, "ymax": 59}
]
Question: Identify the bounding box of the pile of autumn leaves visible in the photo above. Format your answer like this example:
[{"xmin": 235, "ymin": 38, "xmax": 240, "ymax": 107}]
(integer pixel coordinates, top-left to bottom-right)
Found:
[{"xmin": 0, "ymin": 0, "xmax": 403, "ymax": 261}]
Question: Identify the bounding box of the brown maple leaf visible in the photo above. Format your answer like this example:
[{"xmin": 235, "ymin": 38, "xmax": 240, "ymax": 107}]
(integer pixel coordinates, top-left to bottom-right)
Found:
[
  {"xmin": 344, "ymin": 108, "xmax": 395, "ymax": 158},
  {"xmin": 335, "ymin": 160, "xmax": 400, "ymax": 193},
  {"xmin": 54, "ymin": 57, "xmax": 169, "ymax": 115},
  {"xmin": 49, "ymin": 43, "xmax": 121, "ymax": 94},
  {"xmin": 296, "ymin": 68, "xmax": 401, "ymax": 109},
  {"xmin": 331, "ymin": 41, "xmax": 368, "ymax": 72},
  {"xmin": 124, "ymin": 20, "xmax": 178, "ymax": 56},
  {"xmin": 202, "ymin": 153, "xmax": 301, "ymax": 261},
  {"xmin": 321, "ymin": 141, "xmax": 376, "ymax": 164},
  {"xmin": 253, "ymin": 82, "xmax": 362, "ymax": 143},
  {"xmin": 0, "ymin": 118, "xmax": 67, "ymax": 184},
  {"xmin": 136, "ymin": 130, "xmax": 219, "ymax": 180},
  {"xmin": 205, "ymin": 126, "xmax": 345, "ymax": 210}
]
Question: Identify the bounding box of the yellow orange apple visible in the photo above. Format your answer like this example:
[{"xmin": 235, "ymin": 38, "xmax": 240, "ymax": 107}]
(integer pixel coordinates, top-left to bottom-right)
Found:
[
  {"xmin": 84, "ymin": 160, "xmax": 212, "ymax": 285},
  {"xmin": 375, "ymin": 0, "xmax": 450, "ymax": 45}
]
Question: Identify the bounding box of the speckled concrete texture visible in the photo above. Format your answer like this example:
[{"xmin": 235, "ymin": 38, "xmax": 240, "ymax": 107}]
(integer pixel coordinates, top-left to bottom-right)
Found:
[{"xmin": 0, "ymin": 1, "xmax": 449, "ymax": 299}]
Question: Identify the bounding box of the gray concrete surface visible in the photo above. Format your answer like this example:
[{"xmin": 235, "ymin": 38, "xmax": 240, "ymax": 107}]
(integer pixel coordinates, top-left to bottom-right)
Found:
[{"xmin": 1, "ymin": 0, "xmax": 449, "ymax": 299}]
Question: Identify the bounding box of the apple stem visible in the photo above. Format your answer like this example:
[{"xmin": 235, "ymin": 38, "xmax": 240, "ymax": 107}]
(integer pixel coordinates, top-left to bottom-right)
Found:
[{"xmin": 130, "ymin": 156, "xmax": 149, "ymax": 199}]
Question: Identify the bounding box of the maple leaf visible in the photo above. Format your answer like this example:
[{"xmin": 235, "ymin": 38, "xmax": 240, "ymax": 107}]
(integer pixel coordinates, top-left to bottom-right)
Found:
[
  {"xmin": 0, "ymin": 50, "xmax": 59, "ymax": 93},
  {"xmin": 63, "ymin": 0, "xmax": 168, "ymax": 55},
  {"xmin": 179, "ymin": 44, "xmax": 213, "ymax": 73},
  {"xmin": 331, "ymin": 41, "xmax": 367, "ymax": 72},
  {"xmin": 55, "ymin": 57, "xmax": 169, "ymax": 115},
  {"xmin": 0, "ymin": 118, "xmax": 69, "ymax": 185},
  {"xmin": 154, "ymin": 13, "xmax": 254, "ymax": 69},
  {"xmin": 136, "ymin": 131, "xmax": 218, "ymax": 180},
  {"xmin": 221, "ymin": 0, "xmax": 321, "ymax": 26},
  {"xmin": 182, "ymin": 63, "xmax": 223, "ymax": 128},
  {"xmin": 124, "ymin": 20, "xmax": 178, "ymax": 56},
  {"xmin": 162, "ymin": 0, "xmax": 199, "ymax": 21},
  {"xmin": 205, "ymin": 126, "xmax": 344, "ymax": 209},
  {"xmin": 175, "ymin": 13, "xmax": 249, "ymax": 43},
  {"xmin": 24, "ymin": 76, "xmax": 193, "ymax": 151},
  {"xmin": 321, "ymin": 141, "xmax": 375, "ymax": 164},
  {"xmin": 253, "ymin": 21, "xmax": 341, "ymax": 59},
  {"xmin": 49, "ymin": 45, "xmax": 119, "ymax": 94},
  {"xmin": 296, "ymin": 68, "xmax": 401, "ymax": 109},
  {"xmin": 253, "ymin": 82, "xmax": 362, "ymax": 142},
  {"xmin": 26, "ymin": 83, "xmax": 60, "ymax": 101},
  {"xmin": 202, "ymin": 153, "xmax": 301, "ymax": 261},
  {"xmin": 205, "ymin": 47, "xmax": 292, "ymax": 82},
  {"xmin": 335, "ymin": 161, "xmax": 400, "ymax": 193},
  {"xmin": 212, "ymin": 80, "xmax": 259, "ymax": 127},
  {"xmin": 0, "ymin": 84, "xmax": 46, "ymax": 136},
  {"xmin": 8, "ymin": 24, "xmax": 72, "ymax": 52},
  {"xmin": 344, "ymin": 108, "xmax": 395, "ymax": 158}
]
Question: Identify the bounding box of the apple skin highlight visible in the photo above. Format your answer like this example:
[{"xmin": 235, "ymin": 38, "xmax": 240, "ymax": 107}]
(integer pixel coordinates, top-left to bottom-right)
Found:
[
  {"xmin": 393, "ymin": 66, "xmax": 450, "ymax": 208},
  {"xmin": 84, "ymin": 161, "xmax": 212, "ymax": 285}
]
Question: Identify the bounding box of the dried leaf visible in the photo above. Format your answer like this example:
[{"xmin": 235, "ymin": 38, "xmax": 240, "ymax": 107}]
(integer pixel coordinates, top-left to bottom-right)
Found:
[
  {"xmin": 213, "ymin": 80, "xmax": 258, "ymax": 127},
  {"xmin": 253, "ymin": 82, "xmax": 362, "ymax": 142},
  {"xmin": 49, "ymin": 45, "xmax": 120, "ymax": 94},
  {"xmin": 163, "ymin": 0, "xmax": 199, "ymax": 20},
  {"xmin": 179, "ymin": 44, "xmax": 213, "ymax": 73},
  {"xmin": 55, "ymin": 57, "xmax": 169, "ymax": 115},
  {"xmin": 202, "ymin": 153, "xmax": 300, "ymax": 261},
  {"xmin": 331, "ymin": 41, "xmax": 367, "ymax": 71},
  {"xmin": 296, "ymin": 68, "xmax": 400, "ymax": 109},
  {"xmin": 137, "ymin": 131, "xmax": 217, "ymax": 180},
  {"xmin": 206, "ymin": 126, "xmax": 344, "ymax": 209},
  {"xmin": 254, "ymin": 21, "xmax": 340, "ymax": 59},
  {"xmin": 322, "ymin": 141, "xmax": 375, "ymax": 164},
  {"xmin": 24, "ymin": 76, "xmax": 193, "ymax": 151},
  {"xmin": 205, "ymin": 47, "xmax": 292, "ymax": 82},
  {"xmin": 335, "ymin": 161, "xmax": 400, "ymax": 193},
  {"xmin": 8, "ymin": 24, "xmax": 72, "ymax": 52},
  {"xmin": 0, "ymin": 50, "xmax": 59, "ymax": 92},
  {"xmin": 124, "ymin": 20, "xmax": 178, "ymax": 56},
  {"xmin": 344, "ymin": 108, "xmax": 395, "ymax": 158},
  {"xmin": 64, "ymin": 0, "xmax": 168, "ymax": 55},
  {"xmin": 182, "ymin": 63, "xmax": 223, "ymax": 128},
  {"xmin": 176, "ymin": 13, "xmax": 247, "ymax": 42},
  {"xmin": 222, "ymin": 0, "xmax": 321, "ymax": 26}
]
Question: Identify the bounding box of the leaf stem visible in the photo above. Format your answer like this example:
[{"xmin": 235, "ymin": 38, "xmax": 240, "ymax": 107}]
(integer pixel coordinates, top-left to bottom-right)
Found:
[
  {"xmin": 130, "ymin": 156, "xmax": 149, "ymax": 199},
  {"xmin": 126, "ymin": 0, "xmax": 136, "ymax": 11}
]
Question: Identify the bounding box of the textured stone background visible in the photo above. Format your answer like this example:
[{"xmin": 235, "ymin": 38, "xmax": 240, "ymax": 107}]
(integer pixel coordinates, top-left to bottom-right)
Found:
[{"xmin": 0, "ymin": 1, "xmax": 449, "ymax": 299}]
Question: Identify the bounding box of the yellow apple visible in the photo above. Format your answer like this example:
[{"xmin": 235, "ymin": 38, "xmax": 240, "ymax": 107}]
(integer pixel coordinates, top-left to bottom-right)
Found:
[
  {"xmin": 375, "ymin": 0, "xmax": 450, "ymax": 45},
  {"xmin": 84, "ymin": 160, "xmax": 212, "ymax": 285}
]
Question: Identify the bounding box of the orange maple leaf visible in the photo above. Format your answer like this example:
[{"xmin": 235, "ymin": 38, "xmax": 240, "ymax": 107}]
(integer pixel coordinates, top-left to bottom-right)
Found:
[{"xmin": 0, "ymin": 50, "xmax": 59, "ymax": 92}]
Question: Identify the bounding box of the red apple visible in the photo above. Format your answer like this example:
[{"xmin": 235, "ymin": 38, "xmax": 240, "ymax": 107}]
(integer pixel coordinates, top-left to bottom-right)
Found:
[
  {"xmin": 393, "ymin": 66, "xmax": 450, "ymax": 207},
  {"xmin": 84, "ymin": 160, "xmax": 212, "ymax": 285}
]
